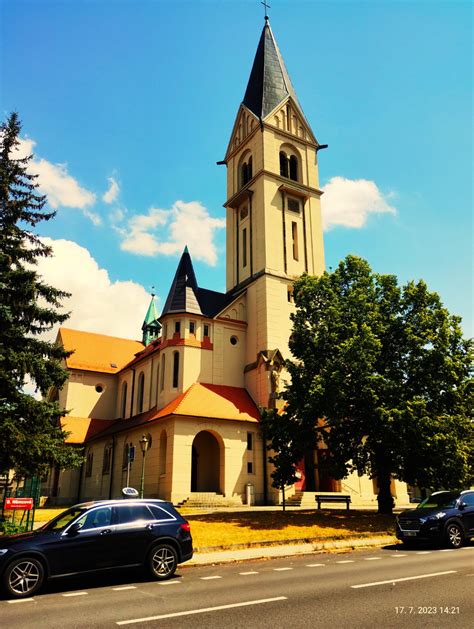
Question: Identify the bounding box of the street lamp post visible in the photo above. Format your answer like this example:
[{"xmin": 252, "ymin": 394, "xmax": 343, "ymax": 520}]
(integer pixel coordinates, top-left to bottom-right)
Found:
[{"xmin": 139, "ymin": 435, "xmax": 149, "ymax": 499}]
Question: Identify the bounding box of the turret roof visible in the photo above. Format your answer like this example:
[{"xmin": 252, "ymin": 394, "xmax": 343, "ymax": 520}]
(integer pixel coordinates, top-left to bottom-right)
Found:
[
  {"xmin": 142, "ymin": 294, "xmax": 159, "ymax": 328},
  {"xmin": 161, "ymin": 248, "xmax": 235, "ymax": 319}
]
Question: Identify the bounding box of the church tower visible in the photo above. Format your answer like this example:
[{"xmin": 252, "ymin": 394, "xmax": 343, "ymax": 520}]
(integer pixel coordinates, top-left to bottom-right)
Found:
[{"xmin": 223, "ymin": 17, "xmax": 326, "ymax": 408}]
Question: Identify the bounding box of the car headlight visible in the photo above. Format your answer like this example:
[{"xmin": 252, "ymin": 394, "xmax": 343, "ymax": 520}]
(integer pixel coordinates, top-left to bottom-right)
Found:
[
  {"xmin": 420, "ymin": 512, "xmax": 445, "ymax": 524},
  {"xmin": 0, "ymin": 549, "xmax": 9, "ymax": 557}
]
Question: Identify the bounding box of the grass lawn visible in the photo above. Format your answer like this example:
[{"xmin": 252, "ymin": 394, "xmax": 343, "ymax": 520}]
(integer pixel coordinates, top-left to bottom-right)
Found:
[
  {"xmin": 184, "ymin": 510, "xmax": 396, "ymax": 549},
  {"xmin": 4, "ymin": 507, "xmax": 396, "ymax": 550}
]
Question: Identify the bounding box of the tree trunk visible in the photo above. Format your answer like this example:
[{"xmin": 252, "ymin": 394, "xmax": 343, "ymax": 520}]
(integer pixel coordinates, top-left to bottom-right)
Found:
[
  {"xmin": 377, "ymin": 472, "xmax": 394, "ymax": 515},
  {"xmin": 282, "ymin": 484, "xmax": 286, "ymax": 512}
]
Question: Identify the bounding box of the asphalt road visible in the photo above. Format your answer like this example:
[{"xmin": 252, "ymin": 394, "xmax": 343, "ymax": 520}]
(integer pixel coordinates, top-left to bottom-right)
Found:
[{"xmin": 2, "ymin": 544, "xmax": 473, "ymax": 628}]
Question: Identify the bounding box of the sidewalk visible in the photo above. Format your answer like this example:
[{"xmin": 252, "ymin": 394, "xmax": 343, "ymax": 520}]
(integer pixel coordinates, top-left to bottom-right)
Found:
[{"xmin": 188, "ymin": 535, "xmax": 397, "ymax": 566}]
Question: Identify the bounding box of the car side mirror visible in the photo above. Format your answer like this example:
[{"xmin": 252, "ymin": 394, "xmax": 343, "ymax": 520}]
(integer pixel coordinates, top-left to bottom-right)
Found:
[
  {"xmin": 66, "ymin": 522, "xmax": 83, "ymax": 536},
  {"xmin": 457, "ymin": 501, "xmax": 467, "ymax": 510}
]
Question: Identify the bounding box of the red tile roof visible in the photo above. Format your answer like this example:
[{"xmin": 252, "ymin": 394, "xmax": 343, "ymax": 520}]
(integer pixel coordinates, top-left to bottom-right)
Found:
[
  {"xmin": 61, "ymin": 416, "xmax": 116, "ymax": 444},
  {"xmin": 59, "ymin": 328, "xmax": 144, "ymax": 374}
]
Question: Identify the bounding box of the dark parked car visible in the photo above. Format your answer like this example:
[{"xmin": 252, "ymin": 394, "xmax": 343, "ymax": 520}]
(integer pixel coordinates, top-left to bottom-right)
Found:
[
  {"xmin": 0, "ymin": 499, "xmax": 193, "ymax": 598},
  {"xmin": 396, "ymin": 490, "xmax": 474, "ymax": 548}
]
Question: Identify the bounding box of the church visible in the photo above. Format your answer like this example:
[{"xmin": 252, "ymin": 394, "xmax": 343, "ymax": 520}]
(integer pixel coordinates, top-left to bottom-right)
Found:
[{"xmin": 44, "ymin": 18, "xmax": 410, "ymax": 508}]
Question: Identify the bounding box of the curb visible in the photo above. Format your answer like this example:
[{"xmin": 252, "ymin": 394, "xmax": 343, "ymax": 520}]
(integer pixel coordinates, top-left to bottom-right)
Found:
[{"xmin": 187, "ymin": 535, "xmax": 397, "ymax": 566}]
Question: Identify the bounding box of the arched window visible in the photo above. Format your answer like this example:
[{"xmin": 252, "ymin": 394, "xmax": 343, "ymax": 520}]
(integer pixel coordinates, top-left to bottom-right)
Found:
[
  {"xmin": 239, "ymin": 152, "xmax": 253, "ymax": 188},
  {"xmin": 159, "ymin": 431, "xmax": 167, "ymax": 475},
  {"xmin": 121, "ymin": 381, "xmax": 128, "ymax": 418},
  {"xmin": 289, "ymin": 155, "xmax": 298, "ymax": 181},
  {"xmin": 160, "ymin": 354, "xmax": 166, "ymax": 391},
  {"xmin": 85, "ymin": 450, "xmax": 93, "ymax": 477},
  {"xmin": 241, "ymin": 162, "xmax": 248, "ymax": 187},
  {"xmin": 102, "ymin": 443, "xmax": 113, "ymax": 475},
  {"xmin": 279, "ymin": 151, "xmax": 289, "ymax": 178},
  {"xmin": 172, "ymin": 351, "xmax": 179, "ymax": 388},
  {"xmin": 137, "ymin": 372, "xmax": 145, "ymax": 413},
  {"xmin": 280, "ymin": 149, "xmax": 299, "ymax": 182}
]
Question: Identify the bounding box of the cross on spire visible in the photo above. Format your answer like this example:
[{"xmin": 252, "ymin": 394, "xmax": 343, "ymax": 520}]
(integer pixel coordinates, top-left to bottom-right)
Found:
[{"xmin": 261, "ymin": 1, "xmax": 270, "ymax": 21}]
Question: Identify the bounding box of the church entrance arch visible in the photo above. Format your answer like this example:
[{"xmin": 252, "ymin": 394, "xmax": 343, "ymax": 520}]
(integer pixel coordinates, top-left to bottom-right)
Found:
[{"xmin": 191, "ymin": 431, "xmax": 222, "ymax": 493}]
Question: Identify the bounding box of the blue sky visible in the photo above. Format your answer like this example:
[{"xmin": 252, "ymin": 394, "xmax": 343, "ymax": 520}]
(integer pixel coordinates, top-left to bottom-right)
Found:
[{"xmin": 1, "ymin": 0, "xmax": 472, "ymax": 338}]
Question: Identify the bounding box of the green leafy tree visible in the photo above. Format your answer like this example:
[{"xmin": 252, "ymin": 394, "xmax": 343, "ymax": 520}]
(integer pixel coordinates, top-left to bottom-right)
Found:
[
  {"xmin": 0, "ymin": 112, "xmax": 82, "ymax": 478},
  {"xmin": 259, "ymin": 407, "xmax": 304, "ymax": 511},
  {"xmin": 282, "ymin": 255, "xmax": 473, "ymax": 514}
]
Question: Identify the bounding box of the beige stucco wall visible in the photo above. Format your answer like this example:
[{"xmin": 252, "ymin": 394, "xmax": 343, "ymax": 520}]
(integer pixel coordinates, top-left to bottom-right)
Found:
[
  {"xmin": 65, "ymin": 370, "xmax": 117, "ymax": 419},
  {"xmin": 65, "ymin": 416, "xmax": 263, "ymax": 505}
]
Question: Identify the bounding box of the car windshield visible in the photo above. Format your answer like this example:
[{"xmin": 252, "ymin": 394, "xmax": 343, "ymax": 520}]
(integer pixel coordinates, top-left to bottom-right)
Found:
[
  {"xmin": 41, "ymin": 507, "xmax": 87, "ymax": 531},
  {"xmin": 416, "ymin": 492, "xmax": 457, "ymax": 509}
]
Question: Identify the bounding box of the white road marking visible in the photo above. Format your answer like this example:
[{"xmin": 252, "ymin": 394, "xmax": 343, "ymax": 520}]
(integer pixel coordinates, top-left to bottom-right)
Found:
[
  {"xmin": 116, "ymin": 596, "xmax": 288, "ymax": 625},
  {"xmin": 390, "ymin": 554, "xmax": 407, "ymax": 557},
  {"xmin": 336, "ymin": 560, "xmax": 354, "ymax": 564},
  {"xmin": 363, "ymin": 557, "xmax": 382, "ymax": 561},
  {"xmin": 62, "ymin": 592, "xmax": 88, "ymax": 597},
  {"xmin": 240, "ymin": 571, "xmax": 258, "ymax": 575},
  {"xmin": 306, "ymin": 563, "xmax": 325, "ymax": 567},
  {"xmin": 113, "ymin": 586, "xmax": 137, "ymax": 591},
  {"xmin": 157, "ymin": 580, "xmax": 182, "ymax": 585},
  {"xmin": 440, "ymin": 549, "xmax": 455, "ymax": 552},
  {"xmin": 351, "ymin": 570, "xmax": 457, "ymax": 589},
  {"xmin": 200, "ymin": 575, "xmax": 222, "ymax": 580},
  {"xmin": 273, "ymin": 567, "xmax": 293, "ymax": 571},
  {"xmin": 461, "ymin": 546, "xmax": 474, "ymax": 550},
  {"xmin": 7, "ymin": 598, "xmax": 35, "ymax": 604},
  {"xmin": 416, "ymin": 551, "xmax": 431, "ymax": 554}
]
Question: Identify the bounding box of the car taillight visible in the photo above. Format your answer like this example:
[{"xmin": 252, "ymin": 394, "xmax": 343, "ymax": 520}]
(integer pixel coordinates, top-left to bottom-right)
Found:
[{"xmin": 180, "ymin": 522, "xmax": 191, "ymax": 533}]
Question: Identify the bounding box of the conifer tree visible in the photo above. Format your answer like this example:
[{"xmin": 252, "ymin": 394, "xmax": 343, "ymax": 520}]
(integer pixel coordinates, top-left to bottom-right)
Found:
[{"xmin": 0, "ymin": 112, "xmax": 81, "ymax": 477}]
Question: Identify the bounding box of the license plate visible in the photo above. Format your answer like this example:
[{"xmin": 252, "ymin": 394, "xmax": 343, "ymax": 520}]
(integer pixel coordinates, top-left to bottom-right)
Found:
[{"xmin": 404, "ymin": 531, "xmax": 416, "ymax": 537}]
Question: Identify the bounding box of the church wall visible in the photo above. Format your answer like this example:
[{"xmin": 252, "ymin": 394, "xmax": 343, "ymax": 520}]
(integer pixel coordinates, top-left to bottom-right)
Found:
[
  {"xmin": 169, "ymin": 417, "xmax": 264, "ymax": 505},
  {"xmin": 182, "ymin": 345, "xmax": 213, "ymax": 389},
  {"xmin": 306, "ymin": 194, "xmax": 325, "ymax": 276},
  {"xmin": 65, "ymin": 370, "xmax": 117, "ymax": 419}
]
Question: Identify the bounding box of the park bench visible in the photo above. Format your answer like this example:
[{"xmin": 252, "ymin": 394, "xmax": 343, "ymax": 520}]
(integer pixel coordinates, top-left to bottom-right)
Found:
[{"xmin": 315, "ymin": 494, "xmax": 351, "ymax": 510}]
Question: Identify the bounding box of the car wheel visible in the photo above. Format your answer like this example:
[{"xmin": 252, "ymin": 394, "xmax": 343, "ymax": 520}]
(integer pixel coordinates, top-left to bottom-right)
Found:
[
  {"xmin": 3, "ymin": 557, "xmax": 45, "ymax": 598},
  {"xmin": 148, "ymin": 544, "xmax": 178, "ymax": 580},
  {"xmin": 445, "ymin": 522, "xmax": 464, "ymax": 549}
]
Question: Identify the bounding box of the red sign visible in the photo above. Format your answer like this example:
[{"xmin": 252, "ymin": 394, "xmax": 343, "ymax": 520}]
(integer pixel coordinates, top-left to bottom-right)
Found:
[{"xmin": 4, "ymin": 497, "xmax": 34, "ymax": 510}]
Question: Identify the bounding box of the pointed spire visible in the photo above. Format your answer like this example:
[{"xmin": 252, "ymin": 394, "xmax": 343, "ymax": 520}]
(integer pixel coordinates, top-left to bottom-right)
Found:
[
  {"xmin": 161, "ymin": 247, "xmax": 203, "ymax": 317},
  {"xmin": 142, "ymin": 292, "xmax": 161, "ymax": 346},
  {"xmin": 242, "ymin": 20, "xmax": 306, "ymax": 122}
]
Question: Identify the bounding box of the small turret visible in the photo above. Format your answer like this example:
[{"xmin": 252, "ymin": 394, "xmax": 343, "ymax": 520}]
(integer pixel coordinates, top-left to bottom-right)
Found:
[{"xmin": 142, "ymin": 290, "xmax": 161, "ymax": 346}]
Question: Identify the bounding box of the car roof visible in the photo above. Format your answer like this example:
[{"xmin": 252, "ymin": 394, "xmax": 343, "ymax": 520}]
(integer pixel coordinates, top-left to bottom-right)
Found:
[{"xmin": 71, "ymin": 499, "xmax": 171, "ymax": 509}]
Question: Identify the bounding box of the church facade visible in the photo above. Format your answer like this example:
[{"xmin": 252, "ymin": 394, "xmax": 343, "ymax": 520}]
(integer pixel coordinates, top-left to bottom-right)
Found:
[{"xmin": 44, "ymin": 19, "xmax": 410, "ymax": 508}]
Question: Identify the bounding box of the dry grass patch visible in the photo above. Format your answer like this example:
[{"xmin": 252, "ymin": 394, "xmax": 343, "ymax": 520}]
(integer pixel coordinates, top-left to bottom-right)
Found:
[{"xmin": 185, "ymin": 510, "xmax": 396, "ymax": 549}]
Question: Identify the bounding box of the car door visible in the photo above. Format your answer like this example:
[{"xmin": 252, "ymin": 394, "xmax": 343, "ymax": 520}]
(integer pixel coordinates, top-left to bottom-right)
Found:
[
  {"xmin": 111, "ymin": 504, "xmax": 156, "ymax": 567},
  {"xmin": 459, "ymin": 492, "xmax": 474, "ymax": 535},
  {"xmin": 52, "ymin": 505, "xmax": 115, "ymax": 575}
]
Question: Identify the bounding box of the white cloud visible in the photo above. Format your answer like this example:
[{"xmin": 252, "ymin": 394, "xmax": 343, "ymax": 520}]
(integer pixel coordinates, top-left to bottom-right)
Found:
[
  {"xmin": 103, "ymin": 176, "xmax": 120, "ymax": 204},
  {"xmin": 321, "ymin": 176, "xmax": 396, "ymax": 230},
  {"xmin": 15, "ymin": 138, "xmax": 100, "ymax": 225},
  {"xmin": 118, "ymin": 200, "xmax": 225, "ymax": 266},
  {"xmin": 35, "ymin": 238, "xmax": 151, "ymax": 340}
]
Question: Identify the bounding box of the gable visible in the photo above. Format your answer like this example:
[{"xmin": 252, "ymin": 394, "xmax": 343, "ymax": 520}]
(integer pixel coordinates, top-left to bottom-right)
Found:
[
  {"xmin": 266, "ymin": 96, "xmax": 317, "ymax": 144},
  {"xmin": 216, "ymin": 293, "xmax": 247, "ymax": 322},
  {"xmin": 225, "ymin": 105, "xmax": 259, "ymax": 160}
]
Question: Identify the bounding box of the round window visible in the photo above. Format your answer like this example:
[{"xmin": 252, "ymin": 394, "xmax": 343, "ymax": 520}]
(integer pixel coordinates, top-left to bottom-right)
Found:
[
  {"xmin": 95, "ymin": 385, "xmax": 104, "ymax": 393},
  {"xmin": 230, "ymin": 336, "xmax": 238, "ymax": 346}
]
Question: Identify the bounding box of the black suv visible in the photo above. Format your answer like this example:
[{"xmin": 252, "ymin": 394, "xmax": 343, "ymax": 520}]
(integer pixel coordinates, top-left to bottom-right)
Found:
[
  {"xmin": 396, "ymin": 490, "xmax": 474, "ymax": 548},
  {"xmin": 0, "ymin": 499, "xmax": 193, "ymax": 598}
]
